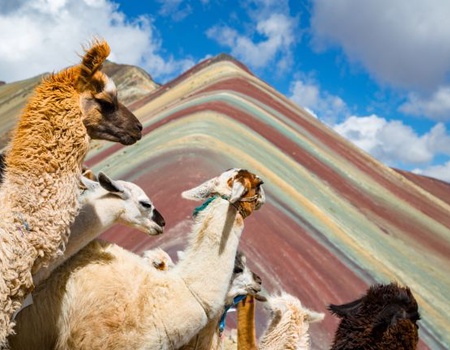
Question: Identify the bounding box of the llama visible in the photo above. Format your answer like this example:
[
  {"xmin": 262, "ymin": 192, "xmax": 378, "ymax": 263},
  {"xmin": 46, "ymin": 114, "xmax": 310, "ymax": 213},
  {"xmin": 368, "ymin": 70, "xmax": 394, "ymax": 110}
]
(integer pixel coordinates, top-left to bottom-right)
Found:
[
  {"xmin": 9, "ymin": 168, "xmax": 264, "ymax": 350},
  {"xmin": 258, "ymin": 292, "xmax": 324, "ymax": 350},
  {"xmin": 33, "ymin": 171, "xmax": 165, "ymax": 285},
  {"xmin": 180, "ymin": 251, "xmax": 263, "ymax": 350},
  {"xmin": 0, "ymin": 39, "xmax": 142, "ymax": 343},
  {"xmin": 329, "ymin": 282, "xmax": 420, "ymax": 350}
]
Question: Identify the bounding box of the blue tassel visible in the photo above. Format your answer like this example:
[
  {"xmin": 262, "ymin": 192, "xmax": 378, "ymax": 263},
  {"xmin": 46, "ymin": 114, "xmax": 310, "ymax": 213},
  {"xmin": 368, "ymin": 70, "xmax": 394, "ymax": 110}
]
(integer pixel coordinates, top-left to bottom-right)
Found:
[{"xmin": 218, "ymin": 294, "xmax": 247, "ymax": 334}]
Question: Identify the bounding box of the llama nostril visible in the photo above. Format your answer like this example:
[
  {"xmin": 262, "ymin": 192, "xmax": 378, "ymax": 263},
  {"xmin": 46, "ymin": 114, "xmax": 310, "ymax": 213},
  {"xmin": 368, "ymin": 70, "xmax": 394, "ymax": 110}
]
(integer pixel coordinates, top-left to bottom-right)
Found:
[{"xmin": 136, "ymin": 122, "xmax": 143, "ymax": 132}]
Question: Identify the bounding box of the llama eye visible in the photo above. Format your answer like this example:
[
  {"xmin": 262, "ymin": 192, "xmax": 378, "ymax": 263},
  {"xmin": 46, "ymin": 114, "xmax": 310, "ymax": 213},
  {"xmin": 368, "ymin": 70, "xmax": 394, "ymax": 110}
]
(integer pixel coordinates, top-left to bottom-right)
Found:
[
  {"xmin": 140, "ymin": 201, "xmax": 152, "ymax": 209},
  {"xmin": 233, "ymin": 267, "xmax": 243, "ymax": 274},
  {"xmin": 96, "ymin": 98, "xmax": 116, "ymax": 113}
]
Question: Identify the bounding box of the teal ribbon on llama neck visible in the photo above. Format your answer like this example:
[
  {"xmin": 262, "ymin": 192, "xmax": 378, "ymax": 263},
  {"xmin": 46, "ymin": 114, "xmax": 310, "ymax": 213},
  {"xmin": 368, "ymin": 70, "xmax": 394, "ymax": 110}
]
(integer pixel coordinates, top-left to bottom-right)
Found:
[
  {"xmin": 192, "ymin": 196, "xmax": 219, "ymax": 217},
  {"xmin": 192, "ymin": 194, "xmax": 251, "ymax": 218},
  {"xmin": 193, "ymin": 195, "xmax": 232, "ymax": 217}
]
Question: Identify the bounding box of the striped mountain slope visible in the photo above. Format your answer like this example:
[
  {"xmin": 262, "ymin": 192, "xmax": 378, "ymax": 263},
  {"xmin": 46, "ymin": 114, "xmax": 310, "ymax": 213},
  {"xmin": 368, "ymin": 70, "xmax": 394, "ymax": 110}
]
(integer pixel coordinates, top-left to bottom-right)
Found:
[{"xmin": 1, "ymin": 55, "xmax": 449, "ymax": 349}]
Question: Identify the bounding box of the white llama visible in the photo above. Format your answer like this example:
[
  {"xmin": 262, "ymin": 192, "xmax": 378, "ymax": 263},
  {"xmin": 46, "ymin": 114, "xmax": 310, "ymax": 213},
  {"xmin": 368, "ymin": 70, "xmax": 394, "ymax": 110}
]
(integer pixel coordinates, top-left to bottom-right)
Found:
[{"xmin": 33, "ymin": 171, "xmax": 165, "ymax": 285}]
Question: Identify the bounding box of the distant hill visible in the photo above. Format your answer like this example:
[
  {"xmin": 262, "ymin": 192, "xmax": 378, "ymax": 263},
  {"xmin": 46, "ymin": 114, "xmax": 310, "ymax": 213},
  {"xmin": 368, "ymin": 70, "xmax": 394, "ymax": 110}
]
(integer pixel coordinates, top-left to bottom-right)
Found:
[{"xmin": 1, "ymin": 56, "xmax": 449, "ymax": 349}]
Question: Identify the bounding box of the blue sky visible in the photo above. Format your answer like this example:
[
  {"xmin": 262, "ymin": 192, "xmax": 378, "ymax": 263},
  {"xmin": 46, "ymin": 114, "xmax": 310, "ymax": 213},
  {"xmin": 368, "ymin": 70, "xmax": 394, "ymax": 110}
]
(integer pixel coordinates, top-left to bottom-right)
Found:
[{"xmin": 1, "ymin": 0, "xmax": 450, "ymax": 182}]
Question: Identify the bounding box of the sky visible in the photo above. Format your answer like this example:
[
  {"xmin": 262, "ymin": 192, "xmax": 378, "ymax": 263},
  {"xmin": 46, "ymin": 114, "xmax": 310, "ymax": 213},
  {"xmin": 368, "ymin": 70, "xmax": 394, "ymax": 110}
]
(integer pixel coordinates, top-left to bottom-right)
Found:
[{"xmin": 1, "ymin": 0, "xmax": 450, "ymax": 182}]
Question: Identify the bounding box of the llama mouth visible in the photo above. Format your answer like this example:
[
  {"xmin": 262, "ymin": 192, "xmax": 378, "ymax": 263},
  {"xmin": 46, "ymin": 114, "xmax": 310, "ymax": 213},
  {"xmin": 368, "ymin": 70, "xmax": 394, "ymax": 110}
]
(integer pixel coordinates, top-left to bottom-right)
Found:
[
  {"xmin": 87, "ymin": 130, "xmax": 142, "ymax": 145},
  {"xmin": 149, "ymin": 225, "xmax": 164, "ymax": 236},
  {"xmin": 117, "ymin": 133, "xmax": 142, "ymax": 145}
]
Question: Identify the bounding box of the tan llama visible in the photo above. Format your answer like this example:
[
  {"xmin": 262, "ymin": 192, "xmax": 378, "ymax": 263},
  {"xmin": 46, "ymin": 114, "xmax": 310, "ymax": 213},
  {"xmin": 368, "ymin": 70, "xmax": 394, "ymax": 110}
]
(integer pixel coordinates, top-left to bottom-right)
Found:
[{"xmin": 0, "ymin": 39, "xmax": 142, "ymax": 345}]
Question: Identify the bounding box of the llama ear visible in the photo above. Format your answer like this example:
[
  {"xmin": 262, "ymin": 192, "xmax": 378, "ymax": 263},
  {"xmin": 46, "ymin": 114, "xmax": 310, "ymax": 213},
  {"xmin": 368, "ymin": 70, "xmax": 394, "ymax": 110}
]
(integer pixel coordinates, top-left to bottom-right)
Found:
[
  {"xmin": 77, "ymin": 39, "xmax": 110, "ymax": 92},
  {"xmin": 80, "ymin": 175, "xmax": 99, "ymax": 191},
  {"xmin": 306, "ymin": 310, "xmax": 325, "ymax": 323},
  {"xmin": 82, "ymin": 168, "xmax": 98, "ymax": 181},
  {"xmin": 229, "ymin": 180, "xmax": 246, "ymax": 203},
  {"xmin": 98, "ymin": 172, "xmax": 127, "ymax": 198},
  {"xmin": 328, "ymin": 297, "xmax": 363, "ymax": 318},
  {"xmin": 181, "ymin": 178, "xmax": 217, "ymax": 201}
]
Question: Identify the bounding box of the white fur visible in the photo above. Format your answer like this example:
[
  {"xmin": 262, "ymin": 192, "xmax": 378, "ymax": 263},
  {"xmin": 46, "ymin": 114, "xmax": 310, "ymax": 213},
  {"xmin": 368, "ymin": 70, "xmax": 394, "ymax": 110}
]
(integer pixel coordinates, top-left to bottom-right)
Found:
[
  {"xmin": 180, "ymin": 251, "xmax": 263, "ymax": 350},
  {"xmin": 141, "ymin": 248, "xmax": 174, "ymax": 271},
  {"xmin": 103, "ymin": 75, "xmax": 117, "ymax": 96},
  {"xmin": 259, "ymin": 293, "xmax": 324, "ymax": 350},
  {"xmin": 9, "ymin": 169, "xmax": 264, "ymax": 350}
]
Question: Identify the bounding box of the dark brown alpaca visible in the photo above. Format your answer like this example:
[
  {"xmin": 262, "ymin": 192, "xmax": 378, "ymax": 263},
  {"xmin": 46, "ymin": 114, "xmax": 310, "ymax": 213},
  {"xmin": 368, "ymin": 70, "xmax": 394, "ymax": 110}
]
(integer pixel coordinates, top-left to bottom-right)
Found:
[{"xmin": 329, "ymin": 282, "xmax": 420, "ymax": 350}]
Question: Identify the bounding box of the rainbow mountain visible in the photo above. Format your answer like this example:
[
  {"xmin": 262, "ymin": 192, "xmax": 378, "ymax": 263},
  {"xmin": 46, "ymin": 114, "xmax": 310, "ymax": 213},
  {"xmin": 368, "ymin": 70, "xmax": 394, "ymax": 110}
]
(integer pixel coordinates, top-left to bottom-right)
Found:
[{"xmin": 1, "ymin": 55, "xmax": 449, "ymax": 349}]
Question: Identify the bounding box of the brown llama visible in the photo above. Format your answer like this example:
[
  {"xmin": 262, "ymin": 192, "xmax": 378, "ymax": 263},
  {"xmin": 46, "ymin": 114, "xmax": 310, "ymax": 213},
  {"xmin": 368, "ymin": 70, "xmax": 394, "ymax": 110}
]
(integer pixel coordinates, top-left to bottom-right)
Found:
[
  {"xmin": 237, "ymin": 295, "xmax": 260, "ymax": 350},
  {"xmin": 0, "ymin": 39, "xmax": 142, "ymax": 345},
  {"xmin": 329, "ymin": 282, "xmax": 421, "ymax": 350}
]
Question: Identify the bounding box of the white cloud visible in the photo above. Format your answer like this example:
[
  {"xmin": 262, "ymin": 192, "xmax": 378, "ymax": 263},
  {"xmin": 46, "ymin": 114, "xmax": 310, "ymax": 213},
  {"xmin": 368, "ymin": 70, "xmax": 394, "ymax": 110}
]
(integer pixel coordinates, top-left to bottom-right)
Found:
[
  {"xmin": 399, "ymin": 86, "xmax": 450, "ymax": 122},
  {"xmin": 0, "ymin": 0, "xmax": 194, "ymax": 83},
  {"xmin": 333, "ymin": 115, "xmax": 450, "ymax": 167},
  {"xmin": 311, "ymin": 0, "xmax": 450, "ymax": 91},
  {"xmin": 157, "ymin": 0, "xmax": 192, "ymax": 22},
  {"xmin": 206, "ymin": 2, "xmax": 298, "ymax": 72},
  {"xmin": 413, "ymin": 162, "xmax": 450, "ymax": 183},
  {"xmin": 289, "ymin": 79, "xmax": 348, "ymax": 124},
  {"xmin": 289, "ymin": 76, "xmax": 450, "ymax": 181}
]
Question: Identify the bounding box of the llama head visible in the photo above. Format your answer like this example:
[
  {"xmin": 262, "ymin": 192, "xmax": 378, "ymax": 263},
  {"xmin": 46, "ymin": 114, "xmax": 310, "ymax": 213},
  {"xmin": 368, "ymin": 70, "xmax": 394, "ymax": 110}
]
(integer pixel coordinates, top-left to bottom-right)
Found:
[
  {"xmin": 76, "ymin": 39, "xmax": 142, "ymax": 145},
  {"xmin": 81, "ymin": 172, "xmax": 165, "ymax": 235},
  {"xmin": 181, "ymin": 168, "xmax": 265, "ymax": 218},
  {"xmin": 142, "ymin": 248, "xmax": 174, "ymax": 271},
  {"xmin": 329, "ymin": 282, "xmax": 420, "ymax": 348},
  {"xmin": 225, "ymin": 251, "xmax": 263, "ymax": 305}
]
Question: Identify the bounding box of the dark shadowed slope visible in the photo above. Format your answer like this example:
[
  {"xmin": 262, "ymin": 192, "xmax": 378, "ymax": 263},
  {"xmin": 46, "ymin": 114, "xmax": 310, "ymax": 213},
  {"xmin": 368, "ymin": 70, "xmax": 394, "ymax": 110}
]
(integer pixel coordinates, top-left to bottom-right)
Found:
[{"xmin": 1, "ymin": 56, "xmax": 449, "ymax": 349}]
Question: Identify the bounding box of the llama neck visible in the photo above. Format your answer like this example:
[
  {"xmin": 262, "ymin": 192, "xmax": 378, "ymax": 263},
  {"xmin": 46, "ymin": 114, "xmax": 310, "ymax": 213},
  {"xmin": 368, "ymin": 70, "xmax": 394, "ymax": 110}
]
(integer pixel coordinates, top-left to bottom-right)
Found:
[
  {"xmin": 7, "ymin": 76, "xmax": 88, "ymax": 176},
  {"xmin": 177, "ymin": 197, "xmax": 244, "ymax": 318},
  {"xmin": 237, "ymin": 295, "xmax": 258, "ymax": 350},
  {"xmin": 0, "ymin": 75, "xmax": 90, "ymax": 270},
  {"xmin": 181, "ymin": 313, "xmax": 222, "ymax": 350},
  {"xmin": 33, "ymin": 190, "xmax": 117, "ymax": 285},
  {"xmin": 64, "ymin": 191, "xmax": 122, "ymax": 258}
]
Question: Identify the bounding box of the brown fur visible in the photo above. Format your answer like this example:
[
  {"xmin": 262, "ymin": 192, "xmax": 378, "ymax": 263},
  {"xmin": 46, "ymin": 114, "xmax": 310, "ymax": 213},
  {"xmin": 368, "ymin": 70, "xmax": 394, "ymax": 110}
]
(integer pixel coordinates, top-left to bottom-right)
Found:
[
  {"xmin": 237, "ymin": 295, "xmax": 258, "ymax": 350},
  {"xmin": 0, "ymin": 39, "xmax": 141, "ymax": 346},
  {"xmin": 329, "ymin": 282, "xmax": 420, "ymax": 350}
]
